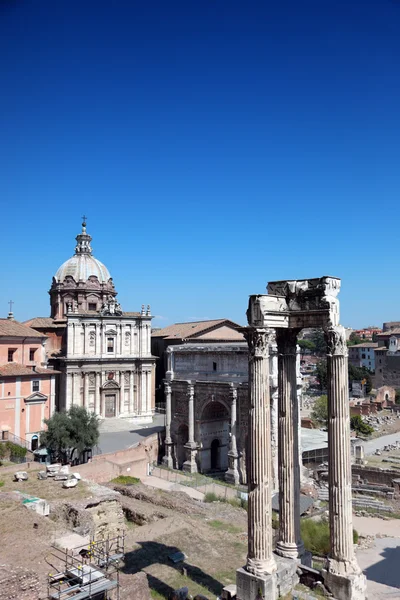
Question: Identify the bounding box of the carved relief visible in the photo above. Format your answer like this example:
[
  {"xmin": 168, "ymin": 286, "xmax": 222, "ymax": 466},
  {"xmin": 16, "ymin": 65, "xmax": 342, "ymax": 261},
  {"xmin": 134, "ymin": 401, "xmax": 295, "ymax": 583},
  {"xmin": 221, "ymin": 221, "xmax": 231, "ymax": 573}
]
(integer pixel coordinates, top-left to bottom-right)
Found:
[
  {"xmin": 88, "ymin": 373, "xmax": 95, "ymax": 386},
  {"xmin": 125, "ymin": 331, "xmax": 131, "ymax": 346},
  {"xmin": 124, "ymin": 372, "xmax": 130, "ymax": 385},
  {"xmin": 89, "ymin": 331, "xmax": 95, "ymax": 347}
]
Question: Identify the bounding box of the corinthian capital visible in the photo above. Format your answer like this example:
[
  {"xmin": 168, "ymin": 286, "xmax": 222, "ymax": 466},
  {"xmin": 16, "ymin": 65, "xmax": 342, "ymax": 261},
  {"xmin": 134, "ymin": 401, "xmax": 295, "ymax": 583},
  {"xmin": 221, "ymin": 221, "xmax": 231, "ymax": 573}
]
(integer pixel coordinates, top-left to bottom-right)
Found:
[
  {"xmin": 276, "ymin": 328, "xmax": 299, "ymax": 355},
  {"xmin": 244, "ymin": 327, "xmax": 273, "ymax": 359},
  {"xmin": 324, "ymin": 325, "xmax": 348, "ymax": 357}
]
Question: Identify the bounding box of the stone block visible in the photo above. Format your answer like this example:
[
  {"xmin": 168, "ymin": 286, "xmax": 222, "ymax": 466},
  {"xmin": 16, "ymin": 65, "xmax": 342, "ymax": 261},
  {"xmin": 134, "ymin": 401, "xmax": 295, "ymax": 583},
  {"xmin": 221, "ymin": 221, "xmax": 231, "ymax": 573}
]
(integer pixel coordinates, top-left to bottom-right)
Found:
[
  {"xmin": 236, "ymin": 556, "xmax": 299, "ymax": 600},
  {"xmin": 236, "ymin": 567, "xmax": 276, "ymax": 600},
  {"xmin": 323, "ymin": 569, "xmax": 367, "ymax": 600},
  {"xmin": 221, "ymin": 583, "xmax": 237, "ymax": 599}
]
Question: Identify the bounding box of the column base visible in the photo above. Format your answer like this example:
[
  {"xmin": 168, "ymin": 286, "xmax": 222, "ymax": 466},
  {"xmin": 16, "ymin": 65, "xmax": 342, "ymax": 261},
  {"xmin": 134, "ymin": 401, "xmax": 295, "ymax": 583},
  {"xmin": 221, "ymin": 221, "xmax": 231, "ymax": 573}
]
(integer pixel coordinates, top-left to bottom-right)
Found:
[
  {"xmin": 275, "ymin": 540, "xmax": 305, "ymax": 561},
  {"xmin": 236, "ymin": 555, "xmax": 299, "ymax": 600},
  {"xmin": 225, "ymin": 467, "xmax": 240, "ymax": 486},
  {"xmin": 162, "ymin": 454, "xmax": 174, "ymax": 469},
  {"xmin": 323, "ymin": 565, "xmax": 366, "ymax": 600},
  {"xmin": 182, "ymin": 444, "xmax": 198, "ymax": 473}
]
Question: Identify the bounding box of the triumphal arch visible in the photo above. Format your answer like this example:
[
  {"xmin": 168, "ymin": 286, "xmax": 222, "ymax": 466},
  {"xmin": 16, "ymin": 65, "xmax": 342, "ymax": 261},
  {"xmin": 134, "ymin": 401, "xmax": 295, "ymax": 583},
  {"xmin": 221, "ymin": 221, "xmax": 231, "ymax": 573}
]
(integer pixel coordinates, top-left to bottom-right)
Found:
[{"xmin": 237, "ymin": 277, "xmax": 366, "ymax": 600}]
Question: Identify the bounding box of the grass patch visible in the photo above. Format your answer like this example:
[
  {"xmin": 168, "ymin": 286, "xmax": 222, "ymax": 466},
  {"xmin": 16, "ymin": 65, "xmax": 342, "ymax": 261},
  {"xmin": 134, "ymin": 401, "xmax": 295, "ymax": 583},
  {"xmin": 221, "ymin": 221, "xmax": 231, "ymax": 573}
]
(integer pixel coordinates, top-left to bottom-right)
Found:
[
  {"xmin": 203, "ymin": 491, "xmax": 248, "ymax": 510},
  {"xmin": 111, "ymin": 475, "xmax": 140, "ymax": 485},
  {"xmin": 301, "ymin": 518, "xmax": 359, "ymax": 555},
  {"xmin": 150, "ymin": 590, "xmax": 166, "ymax": 599},
  {"xmin": 207, "ymin": 520, "xmax": 242, "ymax": 534},
  {"xmin": 0, "ymin": 481, "xmax": 4, "ymax": 487}
]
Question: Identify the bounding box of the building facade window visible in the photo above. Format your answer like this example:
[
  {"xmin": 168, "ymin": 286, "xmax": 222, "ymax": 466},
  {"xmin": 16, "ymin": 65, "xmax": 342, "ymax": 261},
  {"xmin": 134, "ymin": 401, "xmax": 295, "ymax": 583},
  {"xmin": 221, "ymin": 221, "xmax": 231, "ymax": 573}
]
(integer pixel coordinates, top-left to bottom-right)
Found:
[
  {"xmin": 32, "ymin": 380, "xmax": 40, "ymax": 392},
  {"xmin": 7, "ymin": 349, "xmax": 16, "ymax": 362},
  {"xmin": 88, "ymin": 303, "xmax": 97, "ymax": 311},
  {"xmin": 29, "ymin": 349, "xmax": 36, "ymax": 361},
  {"xmin": 107, "ymin": 337, "xmax": 114, "ymax": 353}
]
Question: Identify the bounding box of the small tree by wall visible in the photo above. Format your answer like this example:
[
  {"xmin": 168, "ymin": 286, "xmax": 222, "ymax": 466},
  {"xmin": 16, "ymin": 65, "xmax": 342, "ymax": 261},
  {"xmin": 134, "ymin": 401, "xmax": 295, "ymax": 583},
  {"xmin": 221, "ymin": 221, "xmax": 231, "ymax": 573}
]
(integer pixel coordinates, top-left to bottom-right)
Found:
[{"xmin": 41, "ymin": 406, "xmax": 100, "ymax": 464}]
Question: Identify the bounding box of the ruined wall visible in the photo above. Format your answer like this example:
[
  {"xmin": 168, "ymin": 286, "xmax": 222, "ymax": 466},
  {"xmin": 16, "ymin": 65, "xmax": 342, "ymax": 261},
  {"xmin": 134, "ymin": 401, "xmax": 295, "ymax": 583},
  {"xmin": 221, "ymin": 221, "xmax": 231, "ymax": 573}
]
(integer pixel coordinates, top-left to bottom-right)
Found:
[
  {"xmin": 352, "ymin": 465, "xmax": 399, "ymax": 487},
  {"xmin": 76, "ymin": 433, "xmax": 159, "ymax": 483}
]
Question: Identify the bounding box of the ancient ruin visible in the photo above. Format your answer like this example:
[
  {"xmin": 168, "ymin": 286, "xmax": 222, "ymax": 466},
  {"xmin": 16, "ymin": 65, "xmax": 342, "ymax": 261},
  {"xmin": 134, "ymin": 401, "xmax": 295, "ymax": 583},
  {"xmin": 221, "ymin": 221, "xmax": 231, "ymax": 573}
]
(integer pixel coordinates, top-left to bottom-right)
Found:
[{"xmin": 237, "ymin": 277, "xmax": 366, "ymax": 600}]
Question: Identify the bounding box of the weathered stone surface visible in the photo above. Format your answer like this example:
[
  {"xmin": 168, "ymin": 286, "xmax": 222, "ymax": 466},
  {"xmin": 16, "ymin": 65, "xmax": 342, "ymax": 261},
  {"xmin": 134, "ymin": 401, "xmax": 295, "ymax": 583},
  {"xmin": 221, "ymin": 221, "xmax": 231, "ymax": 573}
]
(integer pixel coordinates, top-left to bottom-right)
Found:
[{"xmin": 170, "ymin": 586, "xmax": 189, "ymax": 600}]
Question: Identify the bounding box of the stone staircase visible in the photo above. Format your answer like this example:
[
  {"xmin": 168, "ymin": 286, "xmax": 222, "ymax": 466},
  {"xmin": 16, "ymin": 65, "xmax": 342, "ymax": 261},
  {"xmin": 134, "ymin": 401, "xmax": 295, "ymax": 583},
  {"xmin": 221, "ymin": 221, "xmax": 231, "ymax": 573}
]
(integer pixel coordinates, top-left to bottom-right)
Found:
[{"xmin": 318, "ymin": 487, "xmax": 393, "ymax": 513}]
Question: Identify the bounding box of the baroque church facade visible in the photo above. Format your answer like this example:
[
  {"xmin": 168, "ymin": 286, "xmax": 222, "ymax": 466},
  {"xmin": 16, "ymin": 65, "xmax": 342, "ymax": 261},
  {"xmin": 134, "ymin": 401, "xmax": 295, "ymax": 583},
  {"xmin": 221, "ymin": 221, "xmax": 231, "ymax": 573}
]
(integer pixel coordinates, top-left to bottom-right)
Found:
[{"xmin": 26, "ymin": 220, "xmax": 155, "ymax": 421}]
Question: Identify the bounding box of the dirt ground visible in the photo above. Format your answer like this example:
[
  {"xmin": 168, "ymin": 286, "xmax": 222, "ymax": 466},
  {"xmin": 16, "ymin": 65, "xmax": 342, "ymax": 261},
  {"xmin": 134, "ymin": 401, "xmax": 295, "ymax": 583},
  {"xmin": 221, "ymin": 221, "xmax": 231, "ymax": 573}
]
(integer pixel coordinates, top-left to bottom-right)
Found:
[{"xmin": 0, "ymin": 470, "xmax": 247, "ymax": 599}]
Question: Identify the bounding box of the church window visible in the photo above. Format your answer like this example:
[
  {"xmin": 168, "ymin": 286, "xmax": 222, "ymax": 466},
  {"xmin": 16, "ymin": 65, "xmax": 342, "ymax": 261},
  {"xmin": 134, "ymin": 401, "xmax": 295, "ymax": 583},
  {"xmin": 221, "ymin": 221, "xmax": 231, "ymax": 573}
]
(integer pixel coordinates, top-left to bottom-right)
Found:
[
  {"xmin": 29, "ymin": 349, "xmax": 36, "ymax": 361},
  {"xmin": 32, "ymin": 380, "xmax": 40, "ymax": 392},
  {"xmin": 213, "ymin": 362, "xmax": 217, "ymax": 371},
  {"xmin": 7, "ymin": 349, "xmax": 16, "ymax": 362},
  {"xmin": 107, "ymin": 337, "xmax": 114, "ymax": 353},
  {"xmin": 89, "ymin": 303, "xmax": 97, "ymax": 311}
]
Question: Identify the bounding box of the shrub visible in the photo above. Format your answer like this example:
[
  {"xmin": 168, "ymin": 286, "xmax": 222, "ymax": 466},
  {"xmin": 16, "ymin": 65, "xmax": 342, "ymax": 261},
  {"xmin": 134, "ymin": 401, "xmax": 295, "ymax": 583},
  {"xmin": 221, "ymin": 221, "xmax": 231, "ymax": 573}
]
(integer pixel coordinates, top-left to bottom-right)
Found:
[
  {"xmin": 301, "ymin": 518, "xmax": 359, "ymax": 555},
  {"xmin": 0, "ymin": 480, "xmax": 4, "ymax": 487},
  {"xmin": 111, "ymin": 475, "xmax": 140, "ymax": 485},
  {"xmin": 204, "ymin": 491, "xmax": 221, "ymax": 503},
  {"xmin": 5, "ymin": 442, "xmax": 27, "ymax": 459}
]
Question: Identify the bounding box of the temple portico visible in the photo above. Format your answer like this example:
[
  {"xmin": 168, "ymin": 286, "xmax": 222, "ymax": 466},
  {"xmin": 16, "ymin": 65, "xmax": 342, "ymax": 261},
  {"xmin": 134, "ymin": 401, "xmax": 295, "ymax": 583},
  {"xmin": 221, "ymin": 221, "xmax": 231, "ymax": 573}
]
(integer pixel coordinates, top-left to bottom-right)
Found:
[{"xmin": 237, "ymin": 277, "xmax": 366, "ymax": 600}]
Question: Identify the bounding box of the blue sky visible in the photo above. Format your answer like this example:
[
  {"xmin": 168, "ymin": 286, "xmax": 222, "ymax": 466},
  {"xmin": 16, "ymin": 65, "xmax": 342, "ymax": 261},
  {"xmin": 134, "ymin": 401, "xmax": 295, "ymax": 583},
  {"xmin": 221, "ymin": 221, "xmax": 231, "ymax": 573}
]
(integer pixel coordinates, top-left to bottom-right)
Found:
[{"xmin": 1, "ymin": 1, "xmax": 400, "ymax": 328}]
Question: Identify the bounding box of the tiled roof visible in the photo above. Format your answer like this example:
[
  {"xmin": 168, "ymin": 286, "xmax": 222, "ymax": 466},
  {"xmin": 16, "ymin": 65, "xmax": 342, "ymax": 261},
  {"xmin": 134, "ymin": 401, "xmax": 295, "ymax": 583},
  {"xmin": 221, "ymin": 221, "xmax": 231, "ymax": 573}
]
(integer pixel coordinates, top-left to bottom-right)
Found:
[
  {"xmin": 151, "ymin": 319, "xmax": 242, "ymax": 340},
  {"xmin": 24, "ymin": 317, "xmax": 66, "ymax": 329},
  {"xmin": 375, "ymin": 346, "xmax": 388, "ymax": 352},
  {"xmin": 0, "ymin": 363, "xmax": 60, "ymax": 376},
  {"xmin": 377, "ymin": 328, "xmax": 400, "ymax": 337},
  {"xmin": 0, "ymin": 319, "xmax": 45, "ymax": 338},
  {"xmin": 350, "ymin": 343, "xmax": 378, "ymax": 348}
]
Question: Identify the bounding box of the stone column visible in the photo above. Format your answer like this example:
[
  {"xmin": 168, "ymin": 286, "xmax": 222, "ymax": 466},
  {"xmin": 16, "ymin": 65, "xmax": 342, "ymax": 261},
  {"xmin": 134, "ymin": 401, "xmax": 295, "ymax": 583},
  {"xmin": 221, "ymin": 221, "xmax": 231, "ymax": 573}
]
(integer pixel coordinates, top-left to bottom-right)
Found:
[
  {"xmin": 245, "ymin": 328, "xmax": 276, "ymax": 576},
  {"xmin": 323, "ymin": 325, "xmax": 366, "ymax": 600},
  {"xmin": 119, "ymin": 372, "xmax": 124, "ymax": 416},
  {"xmin": 66, "ymin": 373, "xmax": 72, "ymax": 411},
  {"xmin": 129, "ymin": 370, "xmax": 134, "ymax": 415},
  {"xmin": 163, "ymin": 381, "xmax": 174, "ymax": 468},
  {"xmin": 95, "ymin": 372, "xmax": 101, "ymax": 416},
  {"xmin": 225, "ymin": 384, "xmax": 240, "ymax": 485},
  {"xmin": 96, "ymin": 324, "xmax": 101, "ymax": 355},
  {"xmin": 275, "ymin": 329, "xmax": 304, "ymax": 560},
  {"xmin": 183, "ymin": 382, "xmax": 197, "ymax": 473},
  {"xmin": 83, "ymin": 373, "xmax": 89, "ymax": 409}
]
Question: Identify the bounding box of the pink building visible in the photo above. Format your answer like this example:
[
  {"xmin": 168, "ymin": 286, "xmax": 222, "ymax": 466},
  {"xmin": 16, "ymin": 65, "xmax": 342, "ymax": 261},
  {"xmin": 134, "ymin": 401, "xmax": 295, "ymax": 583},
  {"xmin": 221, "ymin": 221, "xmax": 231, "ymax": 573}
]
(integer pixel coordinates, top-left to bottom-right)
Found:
[{"xmin": 0, "ymin": 317, "xmax": 58, "ymax": 450}]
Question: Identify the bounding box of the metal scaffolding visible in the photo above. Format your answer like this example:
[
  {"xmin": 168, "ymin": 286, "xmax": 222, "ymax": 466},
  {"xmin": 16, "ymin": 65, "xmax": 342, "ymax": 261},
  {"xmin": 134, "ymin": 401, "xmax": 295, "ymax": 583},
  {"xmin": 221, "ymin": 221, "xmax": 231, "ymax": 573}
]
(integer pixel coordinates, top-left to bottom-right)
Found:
[{"xmin": 47, "ymin": 533, "xmax": 124, "ymax": 600}]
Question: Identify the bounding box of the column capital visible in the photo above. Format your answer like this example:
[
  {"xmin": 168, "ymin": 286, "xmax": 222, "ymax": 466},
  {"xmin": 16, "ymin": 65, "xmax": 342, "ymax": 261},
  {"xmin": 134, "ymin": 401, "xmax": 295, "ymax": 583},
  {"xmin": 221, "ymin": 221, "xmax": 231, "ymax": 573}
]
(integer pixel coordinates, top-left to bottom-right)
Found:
[
  {"xmin": 244, "ymin": 327, "xmax": 274, "ymax": 359},
  {"xmin": 186, "ymin": 382, "xmax": 194, "ymax": 398},
  {"xmin": 164, "ymin": 381, "xmax": 172, "ymax": 395},
  {"xmin": 324, "ymin": 325, "xmax": 348, "ymax": 357},
  {"xmin": 276, "ymin": 328, "xmax": 299, "ymax": 355}
]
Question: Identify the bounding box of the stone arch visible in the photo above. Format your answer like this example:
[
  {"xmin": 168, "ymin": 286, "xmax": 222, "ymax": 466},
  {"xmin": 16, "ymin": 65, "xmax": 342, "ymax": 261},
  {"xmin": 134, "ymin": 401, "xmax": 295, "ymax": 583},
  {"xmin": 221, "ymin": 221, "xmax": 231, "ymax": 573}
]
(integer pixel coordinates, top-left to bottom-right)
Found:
[{"xmin": 199, "ymin": 400, "xmax": 230, "ymax": 474}]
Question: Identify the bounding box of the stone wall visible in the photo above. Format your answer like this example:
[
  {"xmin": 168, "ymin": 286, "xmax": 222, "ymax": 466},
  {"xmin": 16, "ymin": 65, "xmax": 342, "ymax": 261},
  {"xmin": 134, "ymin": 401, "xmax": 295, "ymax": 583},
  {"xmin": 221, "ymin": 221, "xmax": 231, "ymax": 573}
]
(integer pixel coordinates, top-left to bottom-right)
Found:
[
  {"xmin": 76, "ymin": 432, "xmax": 159, "ymax": 483},
  {"xmin": 352, "ymin": 465, "xmax": 399, "ymax": 487}
]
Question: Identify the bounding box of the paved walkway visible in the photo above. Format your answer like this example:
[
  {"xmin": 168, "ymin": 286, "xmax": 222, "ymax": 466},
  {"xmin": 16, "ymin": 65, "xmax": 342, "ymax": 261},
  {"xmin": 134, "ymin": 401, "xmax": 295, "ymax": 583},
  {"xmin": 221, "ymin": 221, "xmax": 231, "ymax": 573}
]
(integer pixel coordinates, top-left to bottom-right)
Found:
[
  {"xmin": 97, "ymin": 414, "xmax": 165, "ymax": 455},
  {"xmin": 360, "ymin": 431, "xmax": 400, "ymax": 456},
  {"xmin": 357, "ymin": 537, "xmax": 400, "ymax": 599},
  {"xmin": 142, "ymin": 475, "xmax": 205, "ymax": 501}
]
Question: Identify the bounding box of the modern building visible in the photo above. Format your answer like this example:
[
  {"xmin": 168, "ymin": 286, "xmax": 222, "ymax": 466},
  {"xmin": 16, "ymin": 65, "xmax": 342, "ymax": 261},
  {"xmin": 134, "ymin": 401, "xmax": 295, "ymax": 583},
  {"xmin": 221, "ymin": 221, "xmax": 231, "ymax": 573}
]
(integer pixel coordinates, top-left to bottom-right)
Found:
[
  {"xmin": 373, "ymin": 325, "xmax": 400, "ymax": 388},
  {"xmin": 0, "ymin": 316, "xmax": 58, "ymax": 449},
  {"xmin": 25, "ymin": 220, "xmax": 155, "ymax": 421},
  {"xmin": 348, "ymin": 342, "xmax": 377, "ymax": 372}
]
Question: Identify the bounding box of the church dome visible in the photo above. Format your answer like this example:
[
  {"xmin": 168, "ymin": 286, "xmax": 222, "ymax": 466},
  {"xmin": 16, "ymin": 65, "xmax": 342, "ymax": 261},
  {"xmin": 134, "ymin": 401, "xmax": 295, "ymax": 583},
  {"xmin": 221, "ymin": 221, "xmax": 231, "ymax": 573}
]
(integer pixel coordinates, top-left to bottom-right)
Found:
[
  {"xmin": 54, "ymin": 220, "xmax": 112, "ymax": 284},
  {"xmin": 55, "ymin": 254, "xmax": 111, "ymax": 283}
]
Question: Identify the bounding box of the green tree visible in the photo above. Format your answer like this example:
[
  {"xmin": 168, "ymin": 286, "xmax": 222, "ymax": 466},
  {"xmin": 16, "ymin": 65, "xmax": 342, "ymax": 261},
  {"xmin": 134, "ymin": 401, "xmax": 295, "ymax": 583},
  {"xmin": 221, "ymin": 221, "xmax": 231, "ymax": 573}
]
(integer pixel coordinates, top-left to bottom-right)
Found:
[
  {"xmin": 315, "ymin": 359, "xmax": 328, "ymax": 391},
  {"xmin": 350, "ymin": 415, "xmax": 374, "ymax": 436},
  {"xmin": 311, "ymin": 395, "xmax": 328, "ymax": 427},
  {"xmin": 41, "ymin": 406, "xmax": 99, "ymax": 463},
  {"xmin": 348, "ymin": 364, "xmax": 372, "ymax": 394},
  {"xmin": 298, "ymin": 339, "xmax": 316, "ymax": 359},
  {"xmin": 308, "ymin": 329, "xmax": 327, "ymax": 355},
  {"xmin": 347, "ymin": 332, "xmax": 363, "ymax": 346}
]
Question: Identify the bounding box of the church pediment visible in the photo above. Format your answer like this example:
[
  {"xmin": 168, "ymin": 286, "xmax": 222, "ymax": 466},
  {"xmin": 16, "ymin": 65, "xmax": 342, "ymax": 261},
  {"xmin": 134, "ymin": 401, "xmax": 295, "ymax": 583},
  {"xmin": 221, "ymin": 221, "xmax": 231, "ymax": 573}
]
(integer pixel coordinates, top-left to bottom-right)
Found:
[
  {"xmin": 102, "ymin": 380, "xmax": 120, "ymax": 389},
  {"xmin": 106, "ymin": 329, "xmax": 117, "ymax": 336},
  {"xmin": 24, "ymin": 392, "xmax": 48, "ymax": 404}
]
